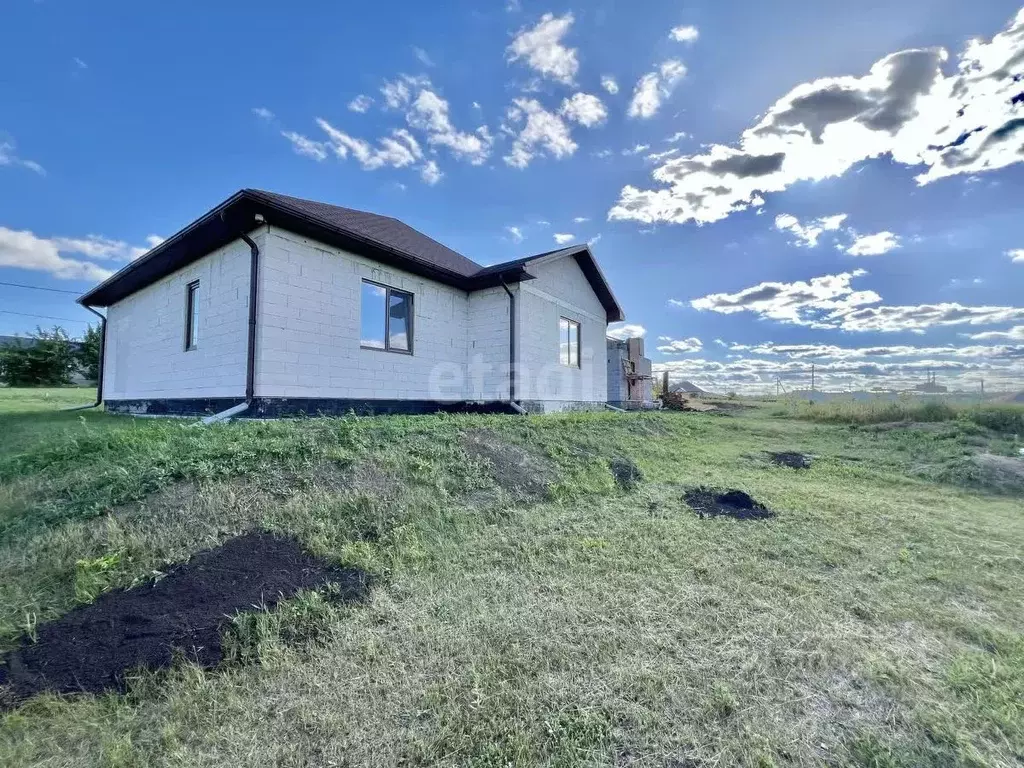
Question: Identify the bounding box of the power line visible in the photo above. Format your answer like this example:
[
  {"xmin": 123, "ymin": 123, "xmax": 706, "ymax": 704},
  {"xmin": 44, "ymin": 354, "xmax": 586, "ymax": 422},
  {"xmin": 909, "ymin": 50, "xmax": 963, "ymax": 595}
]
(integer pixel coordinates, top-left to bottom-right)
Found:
[
  {"xmin": 0, "ymin": 280, "xmax": 82, "ymax": 295},
  {"xmin": 0, "ymin": 310, "xmax": 91, "ymax": 325}
]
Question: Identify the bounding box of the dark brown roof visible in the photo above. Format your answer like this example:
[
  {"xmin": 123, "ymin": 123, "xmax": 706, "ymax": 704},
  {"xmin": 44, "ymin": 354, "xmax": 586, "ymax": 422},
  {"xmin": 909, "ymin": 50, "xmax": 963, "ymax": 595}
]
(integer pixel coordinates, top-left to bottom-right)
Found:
[{"xmin": 78, "ymin": 189, "xmax": 624, "ymax": 321}]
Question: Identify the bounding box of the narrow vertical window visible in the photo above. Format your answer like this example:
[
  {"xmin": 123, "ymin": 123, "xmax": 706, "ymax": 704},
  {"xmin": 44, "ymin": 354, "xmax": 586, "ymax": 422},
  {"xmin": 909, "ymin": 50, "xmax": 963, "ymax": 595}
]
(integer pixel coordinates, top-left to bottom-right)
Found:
[
  {"xmin": 360, "ymin": 279, "xmax": 414, "ymax": 353},
  {"xmin": 560, "ymin": 317, "xmax": 580, "ymax": 367},
  {"xmin": 184, "ymin": 280, "xmax": 200, "ymax": 350}
]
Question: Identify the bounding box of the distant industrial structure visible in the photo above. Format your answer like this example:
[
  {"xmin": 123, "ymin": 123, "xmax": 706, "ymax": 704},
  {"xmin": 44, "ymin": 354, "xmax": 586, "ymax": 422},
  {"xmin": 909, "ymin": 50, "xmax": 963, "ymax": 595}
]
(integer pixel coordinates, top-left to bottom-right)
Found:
[{"xmin": 914, "ymin": 370, "xmax": 949, "ymax": 394}]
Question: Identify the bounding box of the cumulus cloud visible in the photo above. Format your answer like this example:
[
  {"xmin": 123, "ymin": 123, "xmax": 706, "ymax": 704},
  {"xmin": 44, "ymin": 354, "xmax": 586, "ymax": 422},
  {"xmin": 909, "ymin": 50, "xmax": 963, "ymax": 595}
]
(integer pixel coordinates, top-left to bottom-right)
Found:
[
  {"xmin": 507, "ymin": 13, "xmax": 579, "ymax": 85},
  {"xmin": 610, "ymin": 9, "xmax": 1024, "ymax": 225},
  {"xmin": 503, "ymin": 98, "xmax": 577, "ymax": 168},
  {"xmin": 607, "ymin": 322, "xmax": 646, "ymax": 340},
  {"xmin": 282, "ymin": 131, "xmax": 328, "ymax": 161},
  {"xmin": 967, "ymin": 325, "xmax": 1024, "ymax": 340},
  {"xmin": 348, "ymin": 95, "xmax": 374, "ymax": 113},
  {"xmin": 506, "ymin": 225, "xmax": 524, "ymax": 243},
  {"xmin": 845, "ymin": 230, "xmax": 901, "ymax": 256},
  {"xmin": 559, "ymin": 92, "xmax": 608, "ymax": 127},
  {"xmin": 688, "ymin": 268, "xmax": 1024, "ymax": 332},
  {"xmin": 1007, "ymin": 248, "xmax": 1024, "ymax": 263},
  {"xmin": 0, "ymin": 138, "xmax": 44, "ymax": 176},
  {"xmin": 774, "ymin": 212, "xmax": 848, "ymax": 247},
  {"xmin": 735, "ymin": 341, "xmax": 1022, "ymax": 360},
  {"xmin": 317, "ymin": 120, "xmax": 424, "ymax": 170},
  {"xmin": 406, "ymin": 89, "xmax": 494, "ymax": 164},
  {"xmin": 627, "ymin": 59, "xmax": 687, "ymax": 119},
  {"xmin": 553, "ymin": 233, "xmax": 575, "ymax": 245},
  {"xmin": 601, "ymin": 76, "xmax": 619, "ymax": 95},
  {"xmin": 0, "ymin": 227, "xmax": 159, "ymax": 282},
  {"xmin": 657, "ymin": 336, "xmax": 703, "ymax": 353},
  {"xmin": 420, "ymin": 159, "xmax": 442, "ymax": 185},
  {"xmin": 669, "ymin": 25, "xmax": 699, "ymax": 43}
]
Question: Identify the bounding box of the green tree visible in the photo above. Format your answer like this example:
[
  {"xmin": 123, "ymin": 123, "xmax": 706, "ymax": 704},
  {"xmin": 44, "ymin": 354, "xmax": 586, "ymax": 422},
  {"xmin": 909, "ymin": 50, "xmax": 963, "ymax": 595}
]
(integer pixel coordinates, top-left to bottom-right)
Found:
[
  {"xmin": 77, "ymin": 323, "xmax": 102, "ymax": 382},
  {"xmin": 0, "ymin": 326, "xmax": 78, "ymax": 386}
]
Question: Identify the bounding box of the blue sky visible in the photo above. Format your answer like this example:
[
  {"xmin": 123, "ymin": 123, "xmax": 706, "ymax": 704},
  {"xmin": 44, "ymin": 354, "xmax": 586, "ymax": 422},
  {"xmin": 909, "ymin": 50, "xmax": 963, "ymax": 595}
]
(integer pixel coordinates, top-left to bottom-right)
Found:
[{"xmin": 2, "ymin": 0, "xmax": 1023, "ymax": 393}]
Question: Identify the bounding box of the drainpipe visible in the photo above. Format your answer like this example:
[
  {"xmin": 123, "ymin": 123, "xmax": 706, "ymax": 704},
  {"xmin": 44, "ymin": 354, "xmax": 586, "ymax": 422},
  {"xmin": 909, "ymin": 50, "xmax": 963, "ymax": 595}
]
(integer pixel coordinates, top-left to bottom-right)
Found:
[
  {"xmin": 201, "ymin": 215, "xmax": 262, "ymax": 424},
  {"xmin": 64, "ymin": 305, "xmax": 106, "ymax": 411},
  {"xmin": 499, "ymin": 277, "xmax": 518, "ymax": 407}
]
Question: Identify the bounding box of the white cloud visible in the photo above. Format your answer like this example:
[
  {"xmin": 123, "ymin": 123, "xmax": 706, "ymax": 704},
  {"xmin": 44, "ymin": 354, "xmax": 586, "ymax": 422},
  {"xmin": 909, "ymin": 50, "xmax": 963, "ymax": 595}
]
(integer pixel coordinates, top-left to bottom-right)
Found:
[
  {"xmin": 622, "ymin": 143, "xmax": 650, "ymax": 156},
  {"xmin": 505, "ymin": 0, "xmax": 521, "ymax": 12},
  {"xmin": 553, "ymin": 233, "xmax": 575, "ymax": 245},
  {"xmin": 413, "ymin": 47, "xmax": 434, "ymax": 67},
  {"xmin": 317, "ymin": 119, "xmax": 425, "ymax": 170},
  {"xmin": 967, "ymin": 325, "xmax": 1024, "ymax": 341},
  {"xmin": 507, "ymin": 12, "xmax": 579, "ymax": 85},
  {"xmin": 846, "ymin": 231, "xmax": 901, "ymax": 256},
  {"xmin": 506, "ymin": 225, "xmax": 524, "ymax": 243},
  {"xmin": 611, "ymin": 9, "xmax": 1024, "ymax": 226},
  {"xmin": 348, "ymin": 95, "xmax": 374, "ymax": 113},
  {"xmin": 647, "ymin": 148, "xmax": 681, "ymax": 163},
  {"xmin": 593, "ymin": 148, "xmax": 613, "ymax": 159},
  {"xmin": 252, "ymin": 107, "xmax": 275, "ymax": 121},
  {"xmin": 281, "ymin": 131, "xmax": 328, "ymax": 161},
  {"xmin": 420, "ymin": 159, "xmax": 442, "ymax": 185},
  {"xmin": 658, "ymin": 336, "xmax": 703, "ymax": 353},
  {"xmin": 588, "ymin": 233, "xmax": 602, "ymax": 246},
  {"xmin": 627, "ymin": 59, "xmax": 687, "ymax": 119},
  {"xmin": 774, "ymin": 212, "xmax": 848, "ymax": 247},
  {"xmin": 601, "ymin": 76, "xmax": 619, "ymax": 95},
  {"xmin": 665, "ymin": 131, "xmax": 690, "ymax": 143},
  {"xmin": 573, "ymin": 216, "xmax": 590, "ymax": 223},
  {"xmin": 669, "ymin": 25, "xmax": 699, "ymax": 43},
  {"xmin": 73, "ymin": 56, "xmax": 88, "ymax": 69},
  {"xmin": 559, "ymin": 92, "xmax": 608, "ymax": 127},
  {"xmin": 607, "ymin": 322, "xmax": 646, "ymax": 340},
  {"xmin": 689, "ymin": 268, "xmax": 1024, "ymax": 332},
  {"xmin": 1007, "ymin": 248, "xmax": 1024, "ymax": 263},
  {"xmin": 0, "ymin": 227, "xmax": 156, "ymax": 282},
  {"xmin": 407, "ymin": 89, "xmax": 493, "ymax": 164},
  {"xmin": 0, "ymin": 139, "xmax": 44, "ymax": 176},
  {"xmin": 503, "ymin": 98, "xmax": 577, "ymax": 168}
]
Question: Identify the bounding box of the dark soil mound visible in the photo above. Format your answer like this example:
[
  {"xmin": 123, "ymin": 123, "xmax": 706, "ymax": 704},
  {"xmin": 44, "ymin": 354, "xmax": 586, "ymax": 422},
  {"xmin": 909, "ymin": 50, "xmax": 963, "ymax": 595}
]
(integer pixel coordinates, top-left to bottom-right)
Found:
[
  {"xmin": 684, "ymin": 487, "xmax": 776, "ymax": 521},
  {"xmin": 0, "ymin": 533, "xmax": 370, "ymax": 706},
  {"xmin": 769, "ymin": 451, "xmax": 813, "ymax": 469},
  {"xmin": 609, "ymin": 457, "xmax": 644, "ymax": 490}
]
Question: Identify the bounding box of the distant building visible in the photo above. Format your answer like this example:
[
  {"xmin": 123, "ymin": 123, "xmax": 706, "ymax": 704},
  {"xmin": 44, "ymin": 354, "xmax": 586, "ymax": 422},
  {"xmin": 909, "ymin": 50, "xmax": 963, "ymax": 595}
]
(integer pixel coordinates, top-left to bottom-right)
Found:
[{"xmin": 915, "ymin": 371, "xmax": 948, "ymax": 394}]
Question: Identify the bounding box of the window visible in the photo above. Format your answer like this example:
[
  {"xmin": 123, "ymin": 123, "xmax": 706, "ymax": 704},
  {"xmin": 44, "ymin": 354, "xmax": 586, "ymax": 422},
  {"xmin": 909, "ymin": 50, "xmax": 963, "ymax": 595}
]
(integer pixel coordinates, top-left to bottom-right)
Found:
[
  {"xmin": 559, "ymin": 317, "xmax": 580, "ymax": 367},
  {"xmin": 184, "ymin": 280, "xmax": 200, "ymax": 350},
  {"xmin": 360, "ymin": 280, "xmax": 413, "ymax": 353}
]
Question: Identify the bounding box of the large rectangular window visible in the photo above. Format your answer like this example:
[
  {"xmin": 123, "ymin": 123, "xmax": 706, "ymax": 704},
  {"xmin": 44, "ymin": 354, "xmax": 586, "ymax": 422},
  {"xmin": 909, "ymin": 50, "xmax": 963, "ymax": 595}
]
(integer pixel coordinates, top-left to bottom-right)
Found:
[
  {"xmin": 184, "ymin": 280, "xmax": 200, "ymax": 351},
  {"xmin": 559, "ymin": 317, "xmax": 580, "ymax": 368},
  {"xmin": 360, "ymin": 280, "xmax": 413, "ymax": 353}
]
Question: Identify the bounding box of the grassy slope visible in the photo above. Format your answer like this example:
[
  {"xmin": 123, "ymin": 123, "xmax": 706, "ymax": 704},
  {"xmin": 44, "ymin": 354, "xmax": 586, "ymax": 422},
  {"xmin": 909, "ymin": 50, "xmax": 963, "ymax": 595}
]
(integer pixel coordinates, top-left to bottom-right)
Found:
[{"xmin": 0, "ymin": 392, "xmax": 1022, "ymax": 767}]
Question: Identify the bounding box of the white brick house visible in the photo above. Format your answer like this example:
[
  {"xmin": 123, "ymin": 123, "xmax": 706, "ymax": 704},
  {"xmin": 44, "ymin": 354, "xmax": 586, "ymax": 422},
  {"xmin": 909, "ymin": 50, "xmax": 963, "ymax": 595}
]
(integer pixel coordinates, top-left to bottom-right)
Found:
[{"xmin": 78, "ymin": 189, "xmax": 626, "ymax": 417}]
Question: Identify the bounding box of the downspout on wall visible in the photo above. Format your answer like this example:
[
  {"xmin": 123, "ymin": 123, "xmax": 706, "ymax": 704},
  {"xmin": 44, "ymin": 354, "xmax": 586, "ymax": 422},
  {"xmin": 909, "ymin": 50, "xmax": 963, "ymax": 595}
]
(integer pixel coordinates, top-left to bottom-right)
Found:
[
  {"xmin": 64, "ymin": 305, "xmax": 106, "ymax": 411},
  {"xmin": 499, "ymin": 278, "xmax": 519, "ymax": 407},
  {"xmin": 201, "ymin": 216, "xmax": 263, "ymax": 425}
]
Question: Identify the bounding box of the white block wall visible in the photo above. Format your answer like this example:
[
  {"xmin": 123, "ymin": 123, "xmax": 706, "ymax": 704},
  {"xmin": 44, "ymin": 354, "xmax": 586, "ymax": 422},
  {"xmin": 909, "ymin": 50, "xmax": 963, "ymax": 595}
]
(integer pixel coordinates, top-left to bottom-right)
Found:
[
  {"xmin": 102, "ymin": 227, "xmax": 611, "ymax": 408},
  {"xmin": 516, "ymin": 255, "xmax": 608, "ymax": 410},
  {"xmin": 255, "ymin": 228, "xmax": 471, "ymax": 400},
  {"xmin": 102, "ymin": 235, "xmax": 258, "ymax": 399}
]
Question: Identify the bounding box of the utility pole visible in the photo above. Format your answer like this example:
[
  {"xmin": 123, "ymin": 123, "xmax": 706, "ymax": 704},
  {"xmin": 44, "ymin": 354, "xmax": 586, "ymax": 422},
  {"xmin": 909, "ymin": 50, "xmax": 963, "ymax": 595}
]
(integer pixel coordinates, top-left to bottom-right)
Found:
[{"xmin": 811, "ymin": 364, "xmax": 815, "ymax": 392}]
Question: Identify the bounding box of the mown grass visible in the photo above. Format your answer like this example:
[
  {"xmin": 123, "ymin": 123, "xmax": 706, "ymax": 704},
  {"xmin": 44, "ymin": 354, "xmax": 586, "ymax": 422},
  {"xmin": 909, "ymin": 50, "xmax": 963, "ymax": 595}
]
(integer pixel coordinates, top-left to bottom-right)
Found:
[{"xmin": 1, "ymin": 391, "xmax": 1023, "ymax": 766}]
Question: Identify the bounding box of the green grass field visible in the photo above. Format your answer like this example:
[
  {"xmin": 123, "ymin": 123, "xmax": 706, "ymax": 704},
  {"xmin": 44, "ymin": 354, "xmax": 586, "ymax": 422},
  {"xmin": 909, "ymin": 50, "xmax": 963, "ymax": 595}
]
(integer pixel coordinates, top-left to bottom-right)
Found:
[{"xmin": 1, "ymin": 390, "xmax": 1022, "ymax": 767}]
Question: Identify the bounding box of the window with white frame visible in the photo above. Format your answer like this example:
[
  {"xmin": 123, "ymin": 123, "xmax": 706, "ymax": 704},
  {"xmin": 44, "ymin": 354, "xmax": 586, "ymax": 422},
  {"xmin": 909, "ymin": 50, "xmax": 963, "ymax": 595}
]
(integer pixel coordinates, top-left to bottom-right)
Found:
[
  {"xmin": 559, "ymin": 317, "xmax": 580, "ymax": 367},
  {"xmin": 360, "ymin": 279, "xmax": 413, "ymax": 353}
]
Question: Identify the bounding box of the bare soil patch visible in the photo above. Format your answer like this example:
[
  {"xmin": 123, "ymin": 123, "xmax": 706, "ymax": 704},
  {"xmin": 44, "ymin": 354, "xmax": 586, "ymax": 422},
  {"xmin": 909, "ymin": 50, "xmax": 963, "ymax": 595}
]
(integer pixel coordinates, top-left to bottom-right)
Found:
[
  {"xmin": 462, "ymin": 430, "xmax": 554, "ymax": 499},
  {"xmin": 684, "ymin": 488, "xmax": 777, "ymax": 521},
  {"xmin": 769, "ymin": 451, "xmax": 813, "ymax": 470},
  {"xmin": 0, "ymin": 533, "xmax": 370, "ymax": 706},
  {"xmin": 609, "ymin": 457, "xmax": 644, "ymax": 490}
]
